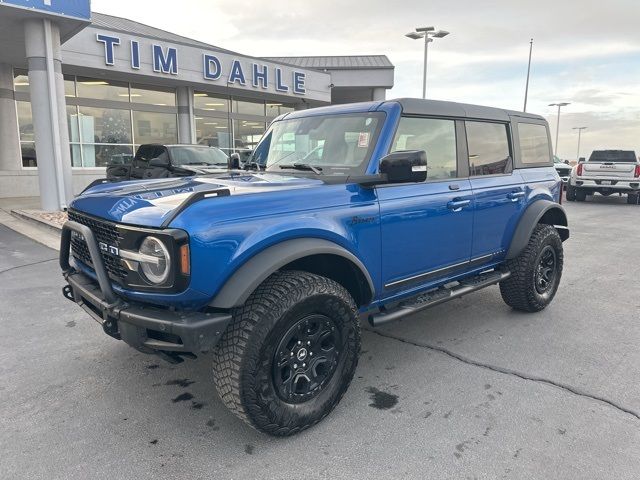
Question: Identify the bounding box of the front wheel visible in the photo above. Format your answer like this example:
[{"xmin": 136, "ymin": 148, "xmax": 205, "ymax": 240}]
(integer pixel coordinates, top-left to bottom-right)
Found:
[
  {"xmin": 500, "ymin": 224, "xmax": 563, "ymax": 312},
  {"xmin": 212, "ymin": 271, "xmax": 360, "ymax": 436}
]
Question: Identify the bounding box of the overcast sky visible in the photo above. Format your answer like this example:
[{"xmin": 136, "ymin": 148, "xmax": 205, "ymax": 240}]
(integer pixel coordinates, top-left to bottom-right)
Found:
[{"xmin": 93, "ymin": 0, "xmax": 639, "ymax": 160}]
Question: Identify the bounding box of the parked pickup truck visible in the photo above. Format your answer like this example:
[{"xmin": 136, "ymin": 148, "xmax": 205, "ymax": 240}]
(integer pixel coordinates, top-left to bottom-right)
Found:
[
  {"xmin": 59, "ymin": 99, "xmax": 569, "ymax": 436},
  {"xmin": 106, "ymin": 144, "xmax": 229, "ymax": 182},
  {"xmin": 567, "ymin": 150, "xmax": 640, "ymax": 204}
]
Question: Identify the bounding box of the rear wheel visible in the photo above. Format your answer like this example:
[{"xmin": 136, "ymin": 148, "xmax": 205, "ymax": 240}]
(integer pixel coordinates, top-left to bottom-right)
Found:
[
  {"xmin": 565, "ymin": 184, "xmax": 576, "ymax": 201},
  {"xmin": 575, "ymin": 189, "xmax": 587, "ymax": 202},
  {"xmin": 500, "ymin": 224, "xmax": 563, "ymax": 312},
  {"xmin": 212, "ymin": 271, "xmax": 360, "ymax": 436},
  {"xmin": 627, "ymin": 193, "xmax": 639, "ymax": 205}
]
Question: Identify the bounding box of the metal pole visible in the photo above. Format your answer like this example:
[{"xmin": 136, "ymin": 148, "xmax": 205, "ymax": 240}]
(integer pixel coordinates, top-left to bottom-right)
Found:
[
  {"xmin": 422, "ymin": 36, "xmax": 429, "ymax": 99},
  {"xmin": 523, "ymin": 38, "xmax": 533, "ymax": 112},
  {"xmin": 554, "ymin": 104, "xmax": 562, "ymax": 156},
  {"xmin": 576, "ymin": 129, "xmax": 582, "ymax": 161}
]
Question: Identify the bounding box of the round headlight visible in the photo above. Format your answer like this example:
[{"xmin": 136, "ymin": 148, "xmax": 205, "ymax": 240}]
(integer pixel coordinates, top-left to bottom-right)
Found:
[{"xmin": 139, "ymin": 236, "xmax": 170, "ymax": 284}]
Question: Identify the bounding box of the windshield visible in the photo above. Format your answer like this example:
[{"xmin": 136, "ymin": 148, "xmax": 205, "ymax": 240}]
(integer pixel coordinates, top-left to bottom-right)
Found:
[
  {"xmin": 168, "ymin": 146, "xmax": 228, "ymax": 166},
  {"xmin": 588, "ymin": 150, "xmax": 637, "ymax": 162},
  {"xmin": 252, "ymin": 112, "xmax": 385, "ymax": 175}
]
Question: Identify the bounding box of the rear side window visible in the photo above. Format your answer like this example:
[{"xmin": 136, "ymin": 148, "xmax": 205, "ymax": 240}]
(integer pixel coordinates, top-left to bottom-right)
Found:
[
  {"xmin": 391, "ymin": 117, "xmax": 457, "ymax": 180},
  {"xmin": 518, "ymin": 123, "xmax": 551, "ymax": 165},
  {"xmin": 465, "ymin": 121, "xmax": 511, "ymax": 176}
]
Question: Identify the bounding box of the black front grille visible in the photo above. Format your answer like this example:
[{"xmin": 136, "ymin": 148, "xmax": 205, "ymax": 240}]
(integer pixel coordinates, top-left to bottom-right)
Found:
[{"xmin": 67, "ymin": 210, "xmax": 128, "ymax": 279}]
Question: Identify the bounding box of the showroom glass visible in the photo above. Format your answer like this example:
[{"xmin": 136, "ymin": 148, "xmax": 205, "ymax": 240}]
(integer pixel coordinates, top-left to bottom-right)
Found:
[
  {"xmin": 518, "ymin": 123, "xmax": 550, "ymax": 165},
  {"xmin": 257, "ymin": 113, "xmax": 384, "ymax": 176},
  {"xmin": 13, "ymin": 70, "xmax": 30, "ymax": 94},
  {"xmin": 233, "ymin": 119, "xmax": 266, "ymax": 151},
  {"xmin": 78, "ymin": 106, "xmax": 132, "ymax": 143},
  {"xmin": 466, "ymin": 121, "xmax": 511, "ymax": 176},
  {"xmin": 266, "ymin": 103, "xmax": 295, "ymax": 119},
  {"xmin": 133, "ymin": 111, "xmax": 178, "ymax": 145},
  {"xmin": 64, "ymin": 75, "xmax": 76, "ymax": 98},
  {"xmin": 233, "ymin": 98, "xmax": 265, "ymax": 116},
  {"xmin": 195, "ymin": 116, "xmax": 231, "ymax": 148},
  {"xmin": 193, "ymin": 92, "xmax": 229, "ymax": 112},
  {"xmin": 391, "ymin": 117, "xmax": 457, "ymax": 180},
  {"xmin": 76, "ymin": 77, "xmax": 129, "ymax": 100},
  {"xmin": 16, "ymin": 101, "xmax": 36, "ymax": 167},
  {"xmin": 167, "ymin": 146, "xmax": 229, "ymax": 166},
  {"xmin": 130, "ymin": 84, "xmax": 176, "ymax": 106}
]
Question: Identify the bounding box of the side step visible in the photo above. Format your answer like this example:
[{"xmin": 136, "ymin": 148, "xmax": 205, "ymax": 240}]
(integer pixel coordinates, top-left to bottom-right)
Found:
[{"xmin": 368, "ymin": 270, "xmax": 511, "ymax": 327}]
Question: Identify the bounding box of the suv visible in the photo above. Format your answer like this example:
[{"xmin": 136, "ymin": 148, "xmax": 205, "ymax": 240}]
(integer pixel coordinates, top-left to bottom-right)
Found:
[
  {"xmin": 60, "ymin": 99, "xmax": 568, "ymax": 436},
  {"xmin": 106, "ymin": 144, "xmax": 229, "ymax": 181},
  {"xmin": 567, "ymin": 150, "xmax": 640, "ymax": 204},
  {"xmin": 553, "ymin": 156, "xmax": 572, "ymax": 186}
]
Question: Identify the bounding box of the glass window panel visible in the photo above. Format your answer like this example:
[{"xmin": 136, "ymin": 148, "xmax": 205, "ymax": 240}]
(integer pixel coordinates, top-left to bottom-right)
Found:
[
  {"xmin": 66, "ymin": 105, "xmax": 80, "ymax": 142},
  {"xmin": 13, "ymin": 69, "xmax": 30, "ymax": 94},
  {"xmin": 233, "ymin": 98, "xmax": 265, "ymax": 116},
  {"xmin": 518, "ymin": 123, "xmax": 551, "ymax": 164},
  {"xmin": 130, "ymin": 84, "xmax": 176, "ymax": 106},
  {"xmin": 233, "ymin": 119, "xmax": 265, "ymax": 151},
  {"xmin": 76, "ymin": 77, "xmax": 129, "ymax": 101},
  {"xmin": 16, "ymin": 101, "xmax": 35, "ymax": 142},
  {"xmin": 81, "ymin": 144, "xmax": 133, "ymax": 168},
  {"xmin": 21, "ymin": 142, "xmax": 37, "ymax": 167},
  {"xmin": 78, "ymin": 107, "xmax": 132, "ymax": 143},
  {"xmin": 64, "ymin": 75, "xmax": 76, "ymax": 98},
  {"xmin": 132, "ymin": 111, "xmax": 177, "ymax": 144},
  {"xmin": 193, "ymin": 92, "xmax": 229, "ymax": 112},
  {"xmin": 266, "ymin": 103, "xmax": 294, "ymax": 119},
  {"xmin": 391, "ymin": 117, "xmax": 457, "ymax": 180},
  {"xmin": 195, "ymin": 116, "xmax": 232, "ymax": 150},
  {"xmin": 70, "ymin": 143, "xmax": 82, "ymax": 167},
  {"xmin": 466, "ymin": 121, "xmax": 511, "ymax": 176}
]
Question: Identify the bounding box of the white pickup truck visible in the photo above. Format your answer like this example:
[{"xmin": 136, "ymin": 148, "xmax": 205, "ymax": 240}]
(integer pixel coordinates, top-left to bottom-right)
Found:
[{"xmin": 567, "ymin": 150, "xmax": 640, "ymax": 204}]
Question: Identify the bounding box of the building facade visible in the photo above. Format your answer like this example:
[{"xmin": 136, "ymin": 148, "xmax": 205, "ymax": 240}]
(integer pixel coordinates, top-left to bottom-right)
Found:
[{"xmin": 0, "ymin": 3, "xmax": 394, "ymax": 209}]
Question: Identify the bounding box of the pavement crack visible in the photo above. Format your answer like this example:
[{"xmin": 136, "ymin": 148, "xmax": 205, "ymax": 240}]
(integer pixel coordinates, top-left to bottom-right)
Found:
[
  {"xmin": 366, "ymin": 328, "xmax": 640, "ymax": 421},
  {"xmin": 0, "ymin": 258, "xmax": 57, "ymax": 275}
]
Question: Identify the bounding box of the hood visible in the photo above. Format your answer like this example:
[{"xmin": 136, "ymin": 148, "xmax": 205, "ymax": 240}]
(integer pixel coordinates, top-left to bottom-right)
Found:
[{"xmin": 69, "ymin": 172, "xmax": 324, "ymax": 227}]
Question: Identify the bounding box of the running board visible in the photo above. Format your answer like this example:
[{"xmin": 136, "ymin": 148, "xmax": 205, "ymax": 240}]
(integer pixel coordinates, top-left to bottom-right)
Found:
[{"xmin": 368, "ymin": 270, "xmax": 511, "ymax": 327}]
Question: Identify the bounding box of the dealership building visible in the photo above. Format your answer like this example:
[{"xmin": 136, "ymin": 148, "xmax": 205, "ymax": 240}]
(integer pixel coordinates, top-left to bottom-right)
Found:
[{"xmin": 0, "ymin": 1, "xmax": 394, "ymax": 210}]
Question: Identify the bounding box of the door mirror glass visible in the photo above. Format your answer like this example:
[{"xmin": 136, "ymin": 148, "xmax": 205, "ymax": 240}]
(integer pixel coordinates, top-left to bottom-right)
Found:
[
  {"xmin": 379, "ymin": 150, "xmax": 427, "ymax": 183},
  {"xmin": 148, "ymin": 156, "xmax": 170, "ymax": 168}
]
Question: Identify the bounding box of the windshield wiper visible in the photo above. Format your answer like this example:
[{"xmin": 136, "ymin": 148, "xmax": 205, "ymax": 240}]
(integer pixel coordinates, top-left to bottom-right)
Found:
[{"xmin": 279, "ymin": 163, "xmax": 323, "ymax": 174}]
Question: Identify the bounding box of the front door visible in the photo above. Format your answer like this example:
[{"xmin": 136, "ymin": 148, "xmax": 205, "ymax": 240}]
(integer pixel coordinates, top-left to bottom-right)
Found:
[{"xmin": 378, "ymin": 116, "xmax": 473, "ymax": 295}]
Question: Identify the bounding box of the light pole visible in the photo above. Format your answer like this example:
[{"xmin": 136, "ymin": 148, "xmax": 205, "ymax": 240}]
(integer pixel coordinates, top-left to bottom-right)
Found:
[
  {"xmin": 406, "ymin": 26, "xmax": 449, "ymax": 99},
  {"xmin": 573, "ymin": 126, "xmax": 587, "ymax": 162},
  {"xmin": 548, "ymin": 102, "xmax": 570, "ymax": 156},
  {"xmin": 523, "ymin": 38, "xmax": 533, "ymax": 112}
]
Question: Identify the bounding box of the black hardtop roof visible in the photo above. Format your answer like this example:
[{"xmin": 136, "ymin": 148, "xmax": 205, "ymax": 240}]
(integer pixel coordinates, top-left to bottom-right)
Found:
[{"xmin": 391, "ymin": 98, "xmax": 545, "ymax": 122}]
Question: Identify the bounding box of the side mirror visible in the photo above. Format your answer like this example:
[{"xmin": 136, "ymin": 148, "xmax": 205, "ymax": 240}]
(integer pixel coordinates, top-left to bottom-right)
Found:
[
  {"xmin": 564, "ymin": 160, "xmax": 570, "ymax": 165},
  {"xmin": 578, "ymin": 157, "xmax": 585, "ymax": 163},
  {"xmin": 228, "ymin": 152, "xmax": 241, "ymax": 170},
  {"xmin": 379, "ymin": 150, "xmax": 427, "ymax": 184},
  {"xmin": 149, "ymin": 156, "xmax": 170, "ymax": 168}
]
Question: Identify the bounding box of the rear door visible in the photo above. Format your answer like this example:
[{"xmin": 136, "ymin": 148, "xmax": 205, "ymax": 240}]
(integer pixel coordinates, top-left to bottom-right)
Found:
[
  {"xmin": 378, "ymin": 116, "xmax": 473, "ymax": 294},
  {"xmin": 465, "ymin": 120, "xmax": 525, "ymax": 262}
]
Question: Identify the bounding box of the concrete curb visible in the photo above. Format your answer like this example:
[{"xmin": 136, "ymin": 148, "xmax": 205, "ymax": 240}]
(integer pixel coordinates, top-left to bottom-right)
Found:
[
  {"xmin": 0, "ymin": 209, "xmax": 61, "ymax": 251},
  {"xmin": 10, "ymin": 209, "xmax": 64, "ymax": 233}
]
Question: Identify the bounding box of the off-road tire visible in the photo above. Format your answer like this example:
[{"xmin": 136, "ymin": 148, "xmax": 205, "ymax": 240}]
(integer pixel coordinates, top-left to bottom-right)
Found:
[
  {"xmin": 575, "ymin": 189, "xmax": 587, "ymax": 201},
  {"xmin": 627, "ymin": 193, "xmax": 639, "ymax": 205},
  {"xmin": 212, "ymin": 270, "xmax": 360, "ymax": 436},
  {"xmin": 500, "ymin": 224, "xmax": 563, "ymax": 312},
  {"xmin": 565, "ymin": 184, "xmax": 576, "ymax": 201}
]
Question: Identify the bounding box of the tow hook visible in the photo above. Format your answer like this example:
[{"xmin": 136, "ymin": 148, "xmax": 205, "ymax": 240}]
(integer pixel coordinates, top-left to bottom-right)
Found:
[{"xmin": 62, "ymin": 284, "xmax": 74, "ymax": 302}]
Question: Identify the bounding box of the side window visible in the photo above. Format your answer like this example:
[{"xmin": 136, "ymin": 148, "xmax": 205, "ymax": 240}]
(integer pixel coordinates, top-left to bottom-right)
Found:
[
  {"xmin": 391, "ymin": 117, "xmax": 457, "ymax": 180},
  {"xmin": 465, "ymin": 121, "xmax": 511, "ymax": 176},
  {"xmin": 518, "ymin": 123, "xmax": 551, "ymax": 165}
]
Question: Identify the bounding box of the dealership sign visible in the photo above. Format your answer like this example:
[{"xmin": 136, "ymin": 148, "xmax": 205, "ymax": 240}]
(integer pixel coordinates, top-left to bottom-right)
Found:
[
  {"xmin": 0, "ymin": 0, "xmax": 91, "ymax": 20},
  {"xmin": 96, "ymin": 33, "xmax": 307, "ymax": 95}
]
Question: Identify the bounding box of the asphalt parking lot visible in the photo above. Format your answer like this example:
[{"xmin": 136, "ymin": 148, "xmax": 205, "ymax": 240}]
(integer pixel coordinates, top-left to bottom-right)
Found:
[{"xmin": 1, "ymin": 195, "xmax": 639, "ymax": 480}]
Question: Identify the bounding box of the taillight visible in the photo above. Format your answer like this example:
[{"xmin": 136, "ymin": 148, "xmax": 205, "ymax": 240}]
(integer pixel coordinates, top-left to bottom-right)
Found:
[
  {"xmin": 635, "ymin": 164, "xmax": 640, "ymax": 178},
  {"xmin": 577, "ymin": 163, "xmax": 584, "ymax": 176}
]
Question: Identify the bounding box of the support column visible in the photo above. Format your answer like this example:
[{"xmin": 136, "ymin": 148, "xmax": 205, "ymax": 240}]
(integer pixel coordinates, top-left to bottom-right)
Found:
[
  {"xmin": 0, "ymin": 63, "xmax": 21, "ymax": 171},
  {"xmin": 372, "ymin": 87, "xmax": 386, "ymax": 101},
  {"xmin": 176, "ymin": 86, "xmax": 195, "ymax": 143},
  {"xmin": 24, "ymin": 18, "xmax": 73, "ymax": 211}
]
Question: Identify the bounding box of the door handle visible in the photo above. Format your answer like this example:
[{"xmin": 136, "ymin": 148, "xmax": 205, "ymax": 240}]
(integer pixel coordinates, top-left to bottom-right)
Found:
[
  {"xmin": 507, "ymin": 191, "xmax": 525, "ymax": 201},
  {"xmin": 447, "ymin": 199, "xmax": 471, "ymax": 212}
]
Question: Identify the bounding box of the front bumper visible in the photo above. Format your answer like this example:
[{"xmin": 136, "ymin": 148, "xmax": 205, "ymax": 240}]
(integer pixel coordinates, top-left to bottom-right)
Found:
[{"xmin": 60, "ymin": 220, "xmax": 231, "ymax": 354}]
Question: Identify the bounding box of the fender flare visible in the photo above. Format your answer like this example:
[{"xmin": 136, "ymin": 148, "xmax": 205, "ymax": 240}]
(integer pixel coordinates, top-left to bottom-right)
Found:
[
  {"xmin": 209, "ymin": 238, "xmax": 375, "ymax": 309},
  {"xmin": 506, "ymin": 200, "xmax": 569, "ymax": 259}
]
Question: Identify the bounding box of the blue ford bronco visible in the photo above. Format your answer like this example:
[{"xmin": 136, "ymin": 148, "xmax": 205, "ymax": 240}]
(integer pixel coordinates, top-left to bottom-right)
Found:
[{"xmin": 60, "ymin": 98, "xmax": 569, "ymax": 436}]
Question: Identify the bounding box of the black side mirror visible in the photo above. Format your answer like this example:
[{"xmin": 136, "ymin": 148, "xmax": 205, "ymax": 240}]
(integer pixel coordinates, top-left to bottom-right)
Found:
[
  {"xmin": 149, "ymin": 156, "xmax": 170, "ymax": 168},
  {"xmin": 379, "ymin": 150, "xmax": 427, "ymax": 183},
  {"xmin": 228, "ymin": 152, "xmax": 241, "ymax": 170},
  {"xmin": 578, "ymin": 157, "xmax": 585, "ymax": 163}
]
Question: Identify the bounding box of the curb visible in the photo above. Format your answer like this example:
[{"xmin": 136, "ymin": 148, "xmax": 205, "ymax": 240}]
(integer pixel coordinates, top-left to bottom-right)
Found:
[{"xmin": 10, "ymin": 209, "xmax": 64, "ymax": 234}]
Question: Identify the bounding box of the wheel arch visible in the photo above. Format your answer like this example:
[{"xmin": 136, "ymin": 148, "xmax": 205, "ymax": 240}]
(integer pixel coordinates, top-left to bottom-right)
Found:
[
  {"xmin": 506, "ymin": 200, "xmax": 569, "ymax": 260},
  {"xmin": 209, "ymin": 238, "xmax": 375, "ymax": 309}
]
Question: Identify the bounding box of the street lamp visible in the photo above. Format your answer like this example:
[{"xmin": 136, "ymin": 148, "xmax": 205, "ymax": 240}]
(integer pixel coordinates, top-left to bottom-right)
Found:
[
  {"xmin": 573, "ymin": 126, "xmax": 587, "ymax": 162},
  {"xmin": 406, "ymin": 26, "xmax": 450, "ymax": 99},
  {"xmin": 548, "ymin": 102, "xmax": 570, "ymax": 156}
]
